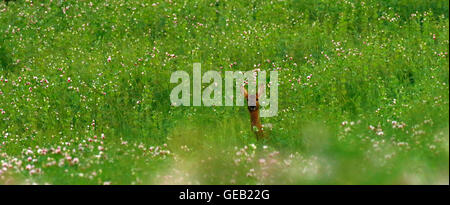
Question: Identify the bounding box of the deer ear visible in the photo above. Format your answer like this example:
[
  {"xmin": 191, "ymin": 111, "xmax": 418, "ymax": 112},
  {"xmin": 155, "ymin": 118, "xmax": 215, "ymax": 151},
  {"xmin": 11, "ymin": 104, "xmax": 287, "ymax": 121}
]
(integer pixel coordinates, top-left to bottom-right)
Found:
[
  {"xmin": 240, "ymin": 86, "xmax": 248, "ymax": 99},
  {"xmin": 257, "ymin": 84, "xmax": 265, "ymax": 98}
]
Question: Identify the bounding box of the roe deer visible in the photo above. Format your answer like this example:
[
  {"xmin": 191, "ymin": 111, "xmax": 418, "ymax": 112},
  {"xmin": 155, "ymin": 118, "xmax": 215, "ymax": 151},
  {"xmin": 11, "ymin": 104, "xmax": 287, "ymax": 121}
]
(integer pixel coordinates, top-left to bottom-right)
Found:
[{"xmin": 241, "ymin": 84, "xmax": 266, "ymax": 140}]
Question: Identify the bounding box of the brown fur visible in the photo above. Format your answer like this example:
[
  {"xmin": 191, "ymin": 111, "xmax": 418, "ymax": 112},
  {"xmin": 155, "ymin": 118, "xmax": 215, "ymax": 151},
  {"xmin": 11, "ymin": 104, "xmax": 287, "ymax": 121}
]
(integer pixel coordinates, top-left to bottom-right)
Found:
[{"xmin": 241, "ymin": 85, "xmax": 265, "ymax": 140}]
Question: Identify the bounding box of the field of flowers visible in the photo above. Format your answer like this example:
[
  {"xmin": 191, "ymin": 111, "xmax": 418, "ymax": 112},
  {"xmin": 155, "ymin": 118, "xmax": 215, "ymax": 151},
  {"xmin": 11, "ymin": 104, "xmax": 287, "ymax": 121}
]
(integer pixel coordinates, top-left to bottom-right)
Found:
[{"xmin": 0, "ymin": 0, "xmax": 448, "ymax": 185}]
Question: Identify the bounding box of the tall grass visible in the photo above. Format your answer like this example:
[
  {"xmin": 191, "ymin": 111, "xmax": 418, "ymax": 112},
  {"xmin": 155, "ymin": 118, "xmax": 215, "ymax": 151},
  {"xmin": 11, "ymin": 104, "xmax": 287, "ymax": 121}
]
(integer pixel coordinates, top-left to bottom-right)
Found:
[{"xmin": 0, "ymin": 0, "xmax": 448, "ymax": 184}]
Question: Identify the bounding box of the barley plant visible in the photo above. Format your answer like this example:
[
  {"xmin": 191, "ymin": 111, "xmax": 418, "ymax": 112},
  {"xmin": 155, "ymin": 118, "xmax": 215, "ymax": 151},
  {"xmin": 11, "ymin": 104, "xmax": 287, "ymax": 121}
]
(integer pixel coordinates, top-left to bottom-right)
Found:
[{"xmin": 0, "ymin": 0, "xmax": 448, "ymax": 185}]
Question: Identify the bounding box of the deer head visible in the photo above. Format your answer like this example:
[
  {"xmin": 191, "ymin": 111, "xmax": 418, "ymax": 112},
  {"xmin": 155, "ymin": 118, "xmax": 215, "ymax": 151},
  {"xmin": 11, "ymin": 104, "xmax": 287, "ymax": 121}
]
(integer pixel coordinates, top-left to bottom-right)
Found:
[{"xmin": 240, "ymin": 84, "xmax": 265, "ymax": 112}]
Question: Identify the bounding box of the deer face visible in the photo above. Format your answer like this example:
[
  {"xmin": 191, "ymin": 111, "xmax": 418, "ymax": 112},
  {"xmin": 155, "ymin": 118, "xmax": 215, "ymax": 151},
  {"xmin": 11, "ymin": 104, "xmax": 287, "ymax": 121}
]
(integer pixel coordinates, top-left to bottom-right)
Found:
[
  {"xmin": 241, "ymin": 84, "xmax": 264, "ymax": 112},
  {"xmin": 247, "ymin": 94, "xmax": 259, "ymax": 112}
]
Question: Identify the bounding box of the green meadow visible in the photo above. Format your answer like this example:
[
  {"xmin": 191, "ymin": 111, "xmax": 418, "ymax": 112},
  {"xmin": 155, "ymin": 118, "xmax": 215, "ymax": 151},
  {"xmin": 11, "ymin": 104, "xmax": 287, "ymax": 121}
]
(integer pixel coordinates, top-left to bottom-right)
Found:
[{"xmin": 0, "ymin": 0, "xmax": 448, "ymax": 184}]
